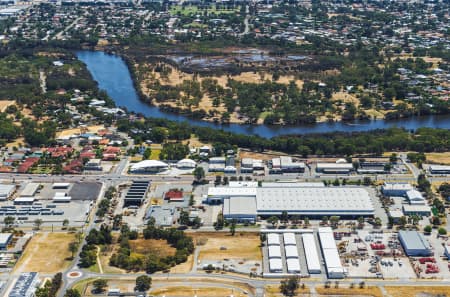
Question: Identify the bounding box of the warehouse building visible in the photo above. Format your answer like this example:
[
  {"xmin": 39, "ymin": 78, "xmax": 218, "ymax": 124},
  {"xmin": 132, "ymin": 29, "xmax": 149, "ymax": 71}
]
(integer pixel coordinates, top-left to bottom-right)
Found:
[
  {"xmin": 267, "ymin": 233, "xmax": 281, "ymax": 246},
  {"xmin": 208, "ymin": 157, "xmax": 226, "ymax": 172},
  {"xmin": 428, "ymin": 165, "xmax": 450, "ymax": 175},
  {"xmin": 316, "ymin": 163, "xmax": 353, "ymax": 174},
  {"xmin": 9, "ymin": 272, "xmax": 39, "ymax": 297},
  {"xmin": 302, "ymin": 233, "xmax": 321, "ymax": 274},
  {"xmin": 381, "ymin": 183, "xmax": 414, "ymax": 197},
  {"xmin": 283, "ymin": 233, "xmax": 297, "ymax": 246},
  {"xmin": 218, "ymin": 185, "xmax": 374, "ymax": 219},
  {"xmin": 176, "ymin": 158, "xmax": 196, "ymax": 169},
  {"xmin": 286, "ymin": 258, "xmax": 301, "ymax": 273},
  {"xmin": 406, "ymin": 190, "xmax": 426, "ymax": 205},
  {"xmin": 318, "ymin": 227, "xmax": 345, "ymax": 279},
  {"xmin": 0, "ymin": 233, "xmax": 12, "ymax": 249},
  {"xmin": 270, "ymin": 156, "xmax": 305, "ymax": 174},
  {"xmin": 52, "ymin": 183, "xmax": 70, "ymax": 189},
  {"xmin": 124, "ymin": 181, "xmax": 150, "ymax": 206},
  {"xmin": 269, "ymin": 258, "xmax": 283, "ymax": 273},
  {"xmin": 130, "ymin": 160, "xmax": 168, "ymax": 173},
  {"xmin": 0, "ymin": 184, "xmax": 15, "ymax": 201},
  {"xmin": 20, "ymin": 183, "xmax": 40, "ymax": 197},
  {"xmin": 223, "ymin": 196, "xmax": 257, "ymax": 223},
  {"xmin": 402, "ymin": 204, "xmax": 431, "ymax": 216},
  {"xmin": 398, "ymin": 230, "xmax": 432, "ymax": 256}
]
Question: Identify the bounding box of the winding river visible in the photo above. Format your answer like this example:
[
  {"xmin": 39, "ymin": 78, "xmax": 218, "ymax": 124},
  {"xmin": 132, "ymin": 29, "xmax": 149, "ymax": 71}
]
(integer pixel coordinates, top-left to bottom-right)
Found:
[{"xmin": 76, "ymin": 51, "xmax": 450, "ymax": 138}]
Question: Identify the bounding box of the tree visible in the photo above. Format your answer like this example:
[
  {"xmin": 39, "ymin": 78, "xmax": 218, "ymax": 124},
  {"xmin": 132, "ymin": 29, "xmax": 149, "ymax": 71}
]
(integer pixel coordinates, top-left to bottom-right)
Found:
[
  {"xmin": 69, "ymin": 242, "xmax": 78, "ymax": 259},
  {"xmin": 438, "ymin": 227, "xmax": 447, "ymax": 236},
  {"xmin": 3, "ymin": 216, "xmax": 15, "ymax": 229},
  {"xmin": 193, "ymin": 167, "xmax": 205, "ymax": 182},
  {"xmin": 179, "ymin": 210, "xmax": 190, "ymax": 226},
  {"xmin": 135, "ymin": 275, "xmax": 152, "ymax": 292},
  {"xmin": 230, "ymin": 219, "xmax": 236, "ymax": 236},
  {"xmin": 92, "ymin": 279, "xmax": 108, "ymax": 293},
  {"xmin": 62, "ymin": 219, "xmax": 69, "ymax": 229},
  {"xmin": 424, "ymin": 225, "xmax": 432, "ymax": 234},
  {"xmin": 281, "ymin": 211, "xmax": 289, "ymax": 224},
  {"xmin": 267, "ymin": 216, "xmax": 278, "ymax": 227},
  {"xmin": 34, "ymin": 218, "xmax": 43, "ymax": 230},
  {"xmin": 64, "ymin": 289, "xmax": 81, "ymax": 297},
  {"xmin": 330, "ymin": 216, "xmax": 340, "ymax": 228},
  {"xmin": 280, "ymin": 276, "xmax": 299, "ymax": 296}
]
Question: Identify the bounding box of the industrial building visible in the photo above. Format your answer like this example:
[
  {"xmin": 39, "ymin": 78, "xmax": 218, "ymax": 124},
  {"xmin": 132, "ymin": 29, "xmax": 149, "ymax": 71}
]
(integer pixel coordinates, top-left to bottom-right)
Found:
[
  {"xmin": 0, "ymin": 233, "xmax": 12, "ymax": 249},
  {"xmin": 270, "ymin": 156, "xmax": 305, "ymax": 174},
  {"xmin": 402, "ymin": 204, "xmax": 431, "ymax": 216},
  {"xmin": 316, "ymin": 162, "xmax": 353, "ymax": 174},
  {"xmin": 9, "ymin": 272, "xmax": 39, "ymax": 297},
  {"xmin": 130, "ymin": 160, "xmax": 168, "ymax": 173},
  {"xmin": 52, "ymin": 183, "xmax": 70, "ymax": 189},
  {"xmin": 381, "ymin": 183, "xmax": 414, "ymax": 197},
  {"xmin": 84, "ymin": 159, "xmax": 102, "ymax": 171},
  {"xmin": 405, "ymin": 190, "xmax": 426, "ymax": 205},
  {"xmin": 208, "ymin": 157, "xmax": 226, "ymax": 172},
  {"xmin": 428, "ymin": 165, "xmax": 450, "ymax": 175},
  {"xmin": 302, "ymin": 233, "xmax": 321, "ymax": 274},
  {"xmin": 0, "ymin": 184, "xmax": 15, "ymax": 201},
  {"xmin": 124, "ymin": 181, "xmax": 150, "ymax": 206},
  {"xmin": 398, "ymin": 230, "xmax": 432, "ymax": 256},
  {"xmin": 318, "ymin": 227, "xmax": 345, "ymax": 279},
  {"xmin": 218, "ymin": 185, "xmax": 374, "ymax": 220},
  {"xmin": 20, "ymin": 183, "xmax": 40, "ymax": 197},
  {"xmin": 176, "ymin": 158, "xmax": 196, "ymax": 169}
]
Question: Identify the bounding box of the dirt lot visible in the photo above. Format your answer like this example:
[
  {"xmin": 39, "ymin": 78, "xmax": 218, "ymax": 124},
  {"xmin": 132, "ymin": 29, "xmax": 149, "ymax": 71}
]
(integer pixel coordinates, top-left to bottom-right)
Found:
[
  {"xmin": 0, "ymin": 100, "xmax": 15, "ymax": 112},
  {"xmin": 385, "ymin": 286, "xmax": 450, "ymax": 297},
  {"xmin": 191, "ymin": 232, "xmax": 262, "ymax": 261},
  {"xmin": 56, "ymin": 125, "xmax": 105, "ymax": 138},
  {"xmin": 316, "ymin": 286, "xmax": 383, "ymax": 297},
  {"xmin": 151, "ymin": 285, "xmax": 247, "ymax": 297},
  {"xmin": 129, "ymin": 238, "xmax": 176, "ymax": 258},
  {"xmin": 14, "ymin": 232, "xmax": 76, "ymax": 273},
  {"xmin": 426, "ymin": 152, "xmax": 450, "ymax": 165}
]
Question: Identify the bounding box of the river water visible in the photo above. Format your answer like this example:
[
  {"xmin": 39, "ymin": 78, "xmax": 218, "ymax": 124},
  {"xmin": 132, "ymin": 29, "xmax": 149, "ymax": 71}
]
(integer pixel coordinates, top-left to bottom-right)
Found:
[{"xmin": 76, "ymin": 50, "xmax": 450, "ymax": 138}]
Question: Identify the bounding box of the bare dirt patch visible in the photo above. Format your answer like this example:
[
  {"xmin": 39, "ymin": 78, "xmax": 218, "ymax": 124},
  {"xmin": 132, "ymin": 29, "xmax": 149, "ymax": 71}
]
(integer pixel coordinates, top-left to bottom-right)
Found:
[
  {"xmin": 129, "ymin": 238, "xmax": 176, "ymax": 258},
  {"xmin": 14, "ymin": 232, "xmax": 76, "ymax": 273},
  {"xmin": 189, "ymin": 232, "xmax": 262, "ymax": 261},
  {"xmin": 0, "ymin": 100, "xmax": 15, "ymax": 112},
  {"xmin": 425, "ymin": 152, "xmax": 450, "ymax": 165},
  {"xmin": 316, "ymin": 286, "xmax": 383, "ymax": 297},
  {"xmin": 385, "ymin": 286, "xmax": 450, "ymax": 297}
]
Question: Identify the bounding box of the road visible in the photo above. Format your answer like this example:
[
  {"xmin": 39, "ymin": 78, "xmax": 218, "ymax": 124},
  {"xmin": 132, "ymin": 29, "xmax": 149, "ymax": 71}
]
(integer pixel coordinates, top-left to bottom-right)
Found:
[
  {"xmin": 54, "ymin": 16, "xmax": 82, "ymax": 40},
  {"xmin": 240, "ymin": 5, "xmax": 250, "ymax": 36}
]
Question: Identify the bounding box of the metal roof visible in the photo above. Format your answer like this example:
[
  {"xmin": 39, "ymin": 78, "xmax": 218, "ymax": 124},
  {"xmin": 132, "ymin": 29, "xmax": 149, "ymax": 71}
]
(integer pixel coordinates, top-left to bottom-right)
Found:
[
  {"xmin": 286, "ymin": 258, "xmax": 301, "ymax": 272},
  {"xmin": 399, "ymin": 230, "xmax": 431, "ymax": 251},
  {"xmin": 283, "ymin": 233, "xmax": 297, "ymax": 245},
  {"xmin": 302, "ymin": 233, "xmax": 321, "ymax": 273},
  {"xmin": 223, "ymin": 197, "xmax": 257, "ymax": 216}
]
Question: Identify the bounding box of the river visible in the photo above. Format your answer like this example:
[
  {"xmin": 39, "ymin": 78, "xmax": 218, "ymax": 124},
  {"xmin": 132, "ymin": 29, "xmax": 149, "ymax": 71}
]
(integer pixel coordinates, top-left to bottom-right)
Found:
[{"xmin": 76, "ymin": 50, "xmax": 450, "ymax": 138}]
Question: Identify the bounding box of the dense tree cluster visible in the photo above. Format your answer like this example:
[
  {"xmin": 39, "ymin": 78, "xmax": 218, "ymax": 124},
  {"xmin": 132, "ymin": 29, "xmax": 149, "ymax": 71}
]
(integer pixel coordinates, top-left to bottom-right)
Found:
[
  {"xmin": 35, "ymin": 273, "xmax": 62, "ymax": 297},
  {"xmin": 109, "ymin": 222, "xmax": 194, "ymax": 273},
  {"xmin": 79, "ymin": 225, "xmax": 112, "ymax": 268}
]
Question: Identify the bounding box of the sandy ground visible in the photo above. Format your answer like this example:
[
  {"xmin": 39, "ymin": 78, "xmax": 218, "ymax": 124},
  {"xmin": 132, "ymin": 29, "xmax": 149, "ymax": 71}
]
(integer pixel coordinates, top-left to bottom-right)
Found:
[
  {"xmin": 0, "ymin": 100, "xmax": 15, "ymax": 112},
  {"xmin": 150, "ymin": 285, "xmax": 247, "ymax": 297},
  {"xmin": 425, "ymin": 152, "xmax": 450, "ymax": 165},
  {"xmin": 14, "ymin": 232, "xmax": 76, "ymax": 273},
  {"xmin": 129, "ymin": 238, "xmax": 176, "ymax": 257},
  {"xmin": 315, "ymin": 286, "xmax": 383, "ymax": 297},
  {"xmin": 385, "ymin": 286, "xmax": 450, "ymax": 297},
  {"xmin": 190, "ymin": 232, "xmax": 262, "ymax": 261},
  {"xmin": 56, "ymin": 125, "xmax": 105, "ymax": 138},
  {"xmin": 332, "ymin": 91, "xmax": 360, "ymax": 105},
  {"xmin": 239, "ymin": 150, "xmax": 288, "ymax": 161}
]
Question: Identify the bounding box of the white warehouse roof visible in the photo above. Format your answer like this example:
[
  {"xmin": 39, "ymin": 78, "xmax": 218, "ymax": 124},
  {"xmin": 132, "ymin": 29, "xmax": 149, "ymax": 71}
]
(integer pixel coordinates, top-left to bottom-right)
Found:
[
  {"xmin": 208, "ymin": 187, "xmax": 257, "ymax": 197},
  {"xmin": 269, "ymin": 258, "xmax": 283, "ymax": 272},
  {"xmin": 406, "ymin": 190, "xmax": 425, "ymax": 204},
  {"xmin": 256, "ymin": 187, "xmax": 374, "ymax": 216},
  {"xmin": 20, "ymin": 183, "xmax": 40, "ymax": 197},
  {"xmin": 302, "ymin": 233, "xmax": 321, "ymax": 273},
  {"xmin": 284, "ymin": 245, "xmax": 299, "ymax": 258},
  {"xmin": 0, "ymin": 184, "xmax": 15, "ymax": 198},
  {"xmin": 283, "ymin": 233, "xmax": 297, "ymax": 245},
  {"xmin": 267, "ymin": 233, "xmax": 280, "ymax": 246},
  {"xmin": 131, "ymin": 160, "xmax": 168, "ymax": 171},
  {"xmin": 286, "ymin": 258, "xmax": 301, "ymax": 273},
  {"xmin": 176, "ymin": 158, "xmax": 196, "ymax": 168},
  {"xmin": 268, "ymin": 245, "xmax": 282, "ymax": 258}
]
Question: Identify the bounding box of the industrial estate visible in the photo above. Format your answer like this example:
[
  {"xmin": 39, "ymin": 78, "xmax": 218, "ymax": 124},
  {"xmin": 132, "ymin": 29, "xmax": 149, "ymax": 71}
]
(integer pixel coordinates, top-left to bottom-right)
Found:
[{"xmin": 0, "ymin": 0, "xmax": 449, "ymax": 296}]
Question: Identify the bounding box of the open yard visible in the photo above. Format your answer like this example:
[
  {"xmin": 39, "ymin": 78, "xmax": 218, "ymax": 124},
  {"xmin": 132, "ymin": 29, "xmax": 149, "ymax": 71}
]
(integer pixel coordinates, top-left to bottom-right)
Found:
[
  {"xmin": 315, "ymin": 286, "xmax": 383, "ymax": 297},
  {"xmin": 385, "ymin": 286, "xmax": 450, "ymax": 297},
  {"xmin": 191, "ymin": 232, "xmax": 262, "ymax": 261},
  {"xmin": 426, "ymin": 152, "xmax": 450, "ymax": 165},
  {"xmin": 14, "ymin": 232, "xmax": 76, "ymax": 273}
]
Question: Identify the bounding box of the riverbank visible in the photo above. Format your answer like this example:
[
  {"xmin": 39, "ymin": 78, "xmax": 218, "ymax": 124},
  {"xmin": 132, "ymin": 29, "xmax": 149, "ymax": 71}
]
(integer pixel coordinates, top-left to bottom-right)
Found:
[{"xmin": 76, "ymin": 50, "xmax": 450, "ymax": 138}]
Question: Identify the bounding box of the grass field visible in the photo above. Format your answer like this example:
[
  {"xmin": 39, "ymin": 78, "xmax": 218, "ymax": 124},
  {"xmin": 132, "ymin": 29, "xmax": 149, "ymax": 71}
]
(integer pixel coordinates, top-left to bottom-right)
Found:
[
  {"xmin": 191, "ymin": 232, "xmax": 262, "ymax": 261},
  {"xmin": 316, "ymin": 286, "xmax": 383, "ymax": 297},
  {"xmin": 15, "ymin": 232, "xmax": 76, "ymax": 273},
  {"xmin": 385, "ymin": 285, "xmax": 450, "ymax": 297},
  {"xmin": 426, "ymin": 152, "xmax": 450, "ymax": 165}
]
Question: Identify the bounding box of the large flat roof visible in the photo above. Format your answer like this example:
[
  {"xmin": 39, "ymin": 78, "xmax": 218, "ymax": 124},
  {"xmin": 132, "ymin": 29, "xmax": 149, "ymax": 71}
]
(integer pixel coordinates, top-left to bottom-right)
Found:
[
  {"xmin": 399, "ymin": 230, "xmax": 431, "ymax": 251},
  {"xmin": 223, "ymin": 196, "xmax": 257, "ymax": 216},
  {"xmin": 256, "ymin": 187, "xmax": 374, "ymax": 214}
]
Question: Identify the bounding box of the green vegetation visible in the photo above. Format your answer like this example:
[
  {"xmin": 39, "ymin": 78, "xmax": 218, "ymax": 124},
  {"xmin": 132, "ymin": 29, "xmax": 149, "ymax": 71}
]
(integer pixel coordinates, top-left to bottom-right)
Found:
[{"xmin": 35, "ymin": 273, "xmax": 62, "ymax": 297}]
